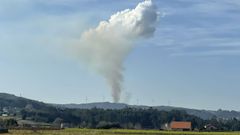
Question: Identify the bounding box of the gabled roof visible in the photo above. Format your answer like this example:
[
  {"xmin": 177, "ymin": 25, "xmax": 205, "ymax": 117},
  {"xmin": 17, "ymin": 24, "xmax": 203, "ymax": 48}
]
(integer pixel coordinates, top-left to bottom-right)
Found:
[{"xmin": 170, "ymin": 121, "xmax": 191, "ymax": 129}]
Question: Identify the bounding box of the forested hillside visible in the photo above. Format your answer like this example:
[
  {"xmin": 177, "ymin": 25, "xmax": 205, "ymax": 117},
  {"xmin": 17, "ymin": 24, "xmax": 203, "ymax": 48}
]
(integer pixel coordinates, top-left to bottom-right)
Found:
[{"xmin": 1, "ymin": 93, "xmax": 240, "ymax": 131}]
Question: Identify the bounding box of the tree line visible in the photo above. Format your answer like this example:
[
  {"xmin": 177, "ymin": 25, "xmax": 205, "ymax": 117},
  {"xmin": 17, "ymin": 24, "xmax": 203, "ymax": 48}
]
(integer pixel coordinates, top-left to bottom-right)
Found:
[{"xmin": 18, "ymin": 107, "xmax": 240, "ymax": 131}]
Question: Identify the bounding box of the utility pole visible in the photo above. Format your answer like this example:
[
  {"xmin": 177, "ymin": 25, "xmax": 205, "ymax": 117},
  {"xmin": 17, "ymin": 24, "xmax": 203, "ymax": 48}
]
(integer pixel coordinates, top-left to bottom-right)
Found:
[{"xmin": 85, "ymin": 97, "xmax": 88, "ymax": 104}]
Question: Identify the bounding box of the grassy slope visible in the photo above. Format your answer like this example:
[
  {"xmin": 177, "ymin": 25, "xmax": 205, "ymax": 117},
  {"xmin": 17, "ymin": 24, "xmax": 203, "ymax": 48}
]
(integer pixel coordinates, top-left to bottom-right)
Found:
[{"xmin": 5, "ymin": 129, "xmax": 240, "ymax": 135}]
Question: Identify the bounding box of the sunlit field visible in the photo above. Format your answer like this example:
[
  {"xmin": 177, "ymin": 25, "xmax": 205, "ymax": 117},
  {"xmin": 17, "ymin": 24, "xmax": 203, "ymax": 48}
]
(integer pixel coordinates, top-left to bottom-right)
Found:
[{"xmin": 5, "ymin": 129, "xmax": 240, "ymax": 135}]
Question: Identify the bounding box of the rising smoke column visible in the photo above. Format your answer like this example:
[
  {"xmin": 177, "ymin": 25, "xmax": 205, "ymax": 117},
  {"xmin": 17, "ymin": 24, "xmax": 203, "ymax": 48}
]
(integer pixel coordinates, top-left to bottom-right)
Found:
[{"xmin": 76, "ymin": 0, "xmax": 158, "ymax": 102}]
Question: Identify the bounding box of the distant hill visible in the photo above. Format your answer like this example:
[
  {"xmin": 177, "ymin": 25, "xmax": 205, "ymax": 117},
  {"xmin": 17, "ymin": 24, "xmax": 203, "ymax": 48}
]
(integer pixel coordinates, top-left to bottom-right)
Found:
[
  {"xmin": 0, "ymin": 93, "xmax": 56, "ymax": 114},
  {"xmin": 0, "ymin": 93, "xmax": 48, "ymax": 109},
  {"xmin": 0, "ymin": 93, "xmax": 240, "ymax": 120},
  {"xmin": 53, "ymin": 102, "xmax": 128, "ymax": 110},
  {"xmin": 54, "ymin": 102, "xmax": 240, "ymax": 120}
]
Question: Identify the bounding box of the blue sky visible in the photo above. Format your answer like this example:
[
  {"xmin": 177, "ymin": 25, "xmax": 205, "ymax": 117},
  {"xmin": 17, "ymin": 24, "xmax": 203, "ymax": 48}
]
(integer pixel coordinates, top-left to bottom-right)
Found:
[{"xmin": 0, "ymin": 0, "xmax": 240, "ymax": 110}]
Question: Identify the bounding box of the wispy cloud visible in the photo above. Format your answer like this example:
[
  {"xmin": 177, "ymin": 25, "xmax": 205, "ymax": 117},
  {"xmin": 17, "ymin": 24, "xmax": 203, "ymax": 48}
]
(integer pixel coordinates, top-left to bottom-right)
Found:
[
  {"xmin": 172, "ymin": 49, "xmax": 240, "ymax": 57},
  {"xmin": 151, "ymin": 0, "xmax": 240, "ymax": 56}
]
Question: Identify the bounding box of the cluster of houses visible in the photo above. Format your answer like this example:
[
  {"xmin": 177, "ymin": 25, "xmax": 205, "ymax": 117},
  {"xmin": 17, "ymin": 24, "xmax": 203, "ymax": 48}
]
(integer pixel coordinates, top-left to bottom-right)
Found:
[
  {"xmin": 0, "ymin": 107, "xmax": 19, "ymax": 117},
  {"xmin": 0, "ymin": 107, "xmax": 9, "ymax": 117}
]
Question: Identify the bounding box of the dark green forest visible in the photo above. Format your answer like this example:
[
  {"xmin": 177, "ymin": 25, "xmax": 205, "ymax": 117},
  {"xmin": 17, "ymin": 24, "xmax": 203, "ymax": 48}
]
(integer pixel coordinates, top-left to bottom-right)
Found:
[{"xmin": 19, "ymin": 107, "xmax": 240, "ymax": 131}]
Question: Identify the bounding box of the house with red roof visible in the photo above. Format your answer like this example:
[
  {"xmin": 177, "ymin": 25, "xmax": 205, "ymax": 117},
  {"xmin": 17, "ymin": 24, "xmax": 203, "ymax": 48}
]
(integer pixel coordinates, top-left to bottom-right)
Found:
[{"xmin": 170, "ymin": 121, "xmax": 192, "ymax": 131}]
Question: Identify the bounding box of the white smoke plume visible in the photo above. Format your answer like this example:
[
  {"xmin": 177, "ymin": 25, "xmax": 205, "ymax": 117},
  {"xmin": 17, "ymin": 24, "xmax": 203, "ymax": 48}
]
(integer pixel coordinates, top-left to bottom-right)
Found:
[{"xmin": 75, "ymin": 0, "xmax": 158, "ymax": 102}]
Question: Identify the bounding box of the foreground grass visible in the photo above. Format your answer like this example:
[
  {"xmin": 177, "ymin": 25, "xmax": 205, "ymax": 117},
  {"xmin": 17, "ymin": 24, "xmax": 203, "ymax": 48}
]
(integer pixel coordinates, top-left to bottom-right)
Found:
[{"xmin": 4, "ymin": 129, "xmax": 240, "ymax": 135}]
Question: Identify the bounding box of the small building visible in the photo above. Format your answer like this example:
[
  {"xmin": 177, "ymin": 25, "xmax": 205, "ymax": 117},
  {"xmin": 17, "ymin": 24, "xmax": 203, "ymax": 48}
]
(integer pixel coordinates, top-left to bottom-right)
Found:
[
  {"xmin": 0, "ymin": 127, "xmax": 8, "ymax": 133},
  {"xmin": 160, "ymin": 123, "xmax": 170, "ymax": 130},
  {"xmin": 203, "ymin": 124, "xmax": 217, "ymax": 131},
  {"xmin": 1, "ymin": 113, "xmax": 8, "ymax": 117},
  {"xmin": 170, "ymin": 121, "xmax": 192, "ymax": 131},
  {"xmin": 60, "ymin": 123, "xmax": 70, "ymax": 129}
]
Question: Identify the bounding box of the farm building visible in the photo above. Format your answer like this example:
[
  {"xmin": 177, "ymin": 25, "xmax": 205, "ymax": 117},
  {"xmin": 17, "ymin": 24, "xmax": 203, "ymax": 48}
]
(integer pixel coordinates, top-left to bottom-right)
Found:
[
  {"xmin": 0, "ymin": 127, "xmax": 8, "ymax": 133},
  {"xmin": 60, "ymin": 123, "xmax": 70, "ymax": 129},
  {"xmin": 170, "ymin": 121, "xmax": 192, "ymax": 131},
  {"xmin": 203, "ymin": 124, "xmax": 217, "ymax": 131}
]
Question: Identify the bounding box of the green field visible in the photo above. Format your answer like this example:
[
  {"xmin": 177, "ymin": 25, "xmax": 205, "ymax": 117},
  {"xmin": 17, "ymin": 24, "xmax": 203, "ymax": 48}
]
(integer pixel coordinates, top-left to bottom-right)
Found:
[{"xmin": 4, "ymin": 129, "xmax": 240, "ymax": 135}]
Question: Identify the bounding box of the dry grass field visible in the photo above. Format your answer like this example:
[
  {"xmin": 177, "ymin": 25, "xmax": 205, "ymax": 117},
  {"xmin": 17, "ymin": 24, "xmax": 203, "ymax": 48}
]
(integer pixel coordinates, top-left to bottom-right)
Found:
[{"xmin": 3, "ymin": 129, "xmax": 240, "ymax": 135}]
